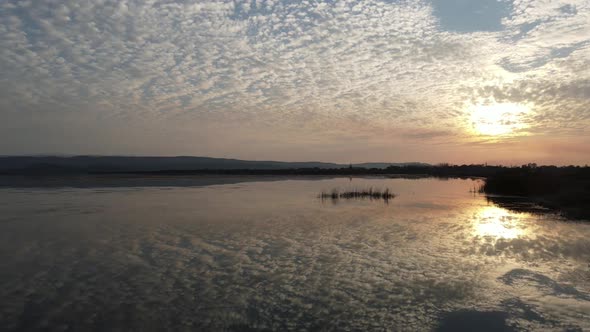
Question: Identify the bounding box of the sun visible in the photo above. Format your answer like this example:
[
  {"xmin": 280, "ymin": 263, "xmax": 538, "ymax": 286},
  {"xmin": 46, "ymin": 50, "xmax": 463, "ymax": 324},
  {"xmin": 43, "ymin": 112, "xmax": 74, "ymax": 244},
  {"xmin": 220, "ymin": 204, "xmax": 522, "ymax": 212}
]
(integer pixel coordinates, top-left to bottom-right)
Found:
[{"xmin": 469, "ymin": 102, "xmax": 530, "ymax": 136}]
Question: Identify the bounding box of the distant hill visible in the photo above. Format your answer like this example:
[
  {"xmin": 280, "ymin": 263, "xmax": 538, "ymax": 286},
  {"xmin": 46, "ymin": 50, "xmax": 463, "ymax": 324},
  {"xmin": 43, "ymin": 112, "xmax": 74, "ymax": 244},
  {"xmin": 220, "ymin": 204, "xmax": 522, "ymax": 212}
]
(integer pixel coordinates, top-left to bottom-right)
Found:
[{"xmin": 0, "ymin": 156, "xmax": 429, "ymax": 174}]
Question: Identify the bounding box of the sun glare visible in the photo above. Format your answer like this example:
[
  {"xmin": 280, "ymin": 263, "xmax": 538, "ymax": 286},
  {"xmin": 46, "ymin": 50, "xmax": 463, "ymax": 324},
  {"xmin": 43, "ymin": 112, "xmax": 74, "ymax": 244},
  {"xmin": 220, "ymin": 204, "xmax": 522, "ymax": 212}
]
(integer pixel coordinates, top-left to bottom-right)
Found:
[
  {"xmin": 469, "ymin": 102, "xmax": 530, "ymax": 136},
  {"xmin": 473, "ymin": 206, "xmax": 525, "ymax": 239}
]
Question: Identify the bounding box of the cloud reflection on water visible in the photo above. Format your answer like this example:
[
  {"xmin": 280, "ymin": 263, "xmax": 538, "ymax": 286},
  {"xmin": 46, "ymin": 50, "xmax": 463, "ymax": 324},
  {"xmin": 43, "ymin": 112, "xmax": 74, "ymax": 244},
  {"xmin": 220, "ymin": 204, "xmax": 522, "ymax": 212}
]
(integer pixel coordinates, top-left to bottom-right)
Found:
[{"xmin": 0, "ymin": 177, "xmax": 588, "ymax": 331}]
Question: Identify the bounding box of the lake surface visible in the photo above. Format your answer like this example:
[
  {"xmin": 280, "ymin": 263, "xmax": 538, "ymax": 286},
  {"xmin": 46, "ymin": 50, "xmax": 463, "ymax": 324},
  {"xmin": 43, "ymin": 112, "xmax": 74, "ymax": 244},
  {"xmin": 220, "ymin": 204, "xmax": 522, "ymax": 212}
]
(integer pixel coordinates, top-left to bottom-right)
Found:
[{"xmin": 0, "ymin": 177, "xmax": 589, "ymax": 331}]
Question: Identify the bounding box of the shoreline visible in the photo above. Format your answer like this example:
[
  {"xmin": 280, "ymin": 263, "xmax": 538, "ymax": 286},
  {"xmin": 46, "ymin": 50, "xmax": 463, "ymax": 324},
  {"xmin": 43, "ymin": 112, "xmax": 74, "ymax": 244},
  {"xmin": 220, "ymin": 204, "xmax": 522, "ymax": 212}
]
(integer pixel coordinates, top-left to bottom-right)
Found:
[{"xmin": 482, "ymin": 168, "xmax": 590, "ymax": 220}]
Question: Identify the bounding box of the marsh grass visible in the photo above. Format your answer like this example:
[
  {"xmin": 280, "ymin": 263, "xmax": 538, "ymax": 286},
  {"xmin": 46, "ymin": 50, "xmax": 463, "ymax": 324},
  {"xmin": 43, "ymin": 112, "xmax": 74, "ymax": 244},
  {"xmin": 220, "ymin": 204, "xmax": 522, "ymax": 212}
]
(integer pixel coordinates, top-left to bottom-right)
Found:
[
  {"xmin": 469, "ymin": 184, "xmax": 486, "ymax": 194},
  {"xmin": 319, "ymin": 187, "xmax": 396, "ymax": 202}
]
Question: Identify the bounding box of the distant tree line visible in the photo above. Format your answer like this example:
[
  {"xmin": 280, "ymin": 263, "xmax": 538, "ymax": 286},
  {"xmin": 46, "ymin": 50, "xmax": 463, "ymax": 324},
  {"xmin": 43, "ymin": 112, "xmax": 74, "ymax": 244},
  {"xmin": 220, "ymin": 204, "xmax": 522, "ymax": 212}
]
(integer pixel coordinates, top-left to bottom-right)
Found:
[{"xmin": 91, "ymin": 163, "xmax": 590, "ymax": 179}]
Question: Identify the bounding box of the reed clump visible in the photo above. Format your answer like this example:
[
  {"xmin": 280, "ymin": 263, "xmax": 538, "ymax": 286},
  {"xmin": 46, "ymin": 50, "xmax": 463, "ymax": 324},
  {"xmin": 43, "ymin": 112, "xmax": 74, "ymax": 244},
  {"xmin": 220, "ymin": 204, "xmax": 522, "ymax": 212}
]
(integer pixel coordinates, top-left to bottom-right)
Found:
[{"xmin": 319, "ymin": 187, "xmax": 396, "ymax": 201}]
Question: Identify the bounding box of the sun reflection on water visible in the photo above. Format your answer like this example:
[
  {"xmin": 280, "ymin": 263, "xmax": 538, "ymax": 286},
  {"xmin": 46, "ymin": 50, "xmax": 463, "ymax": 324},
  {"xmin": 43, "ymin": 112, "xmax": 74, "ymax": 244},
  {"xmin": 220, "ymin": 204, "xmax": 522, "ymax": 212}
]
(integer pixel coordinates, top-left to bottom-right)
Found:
[{"xmin": 473, "ymin": 206, "xmax": 526, "ymax": 239}]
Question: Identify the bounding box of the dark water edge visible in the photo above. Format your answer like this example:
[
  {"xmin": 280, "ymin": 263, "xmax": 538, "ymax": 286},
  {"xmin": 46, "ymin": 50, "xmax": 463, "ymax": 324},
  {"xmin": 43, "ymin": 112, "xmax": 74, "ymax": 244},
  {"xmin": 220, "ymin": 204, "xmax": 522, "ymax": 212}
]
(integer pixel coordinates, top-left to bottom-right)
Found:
[
  {"xmin": 0, "ymin": 174, "xmax": 444, "ymax": 189},
  {"xmin": 0, "ymin": 175, "xmax": 333, "ymax": 188},
  {"xmin": 487, "ymin": 195, "xmax": 589, "ymax": 221}
]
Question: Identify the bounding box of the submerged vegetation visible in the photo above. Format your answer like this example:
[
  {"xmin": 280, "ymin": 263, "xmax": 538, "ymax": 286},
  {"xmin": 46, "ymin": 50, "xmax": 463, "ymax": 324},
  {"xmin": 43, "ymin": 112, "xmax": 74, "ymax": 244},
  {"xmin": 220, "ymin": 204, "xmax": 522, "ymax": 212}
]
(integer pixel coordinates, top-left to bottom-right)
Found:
[{"xmin": 319, "ymin": 187, "xmax": 396, "ymax": 201}]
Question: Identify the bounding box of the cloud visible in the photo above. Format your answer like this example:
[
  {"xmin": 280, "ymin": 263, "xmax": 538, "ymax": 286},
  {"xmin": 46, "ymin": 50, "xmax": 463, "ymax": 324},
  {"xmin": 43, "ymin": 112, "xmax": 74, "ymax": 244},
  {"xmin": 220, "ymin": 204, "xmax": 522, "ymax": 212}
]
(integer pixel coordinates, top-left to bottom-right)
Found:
[{"xmin": 0, "ymin": 0, "xmax": 588, "ymax": 162}]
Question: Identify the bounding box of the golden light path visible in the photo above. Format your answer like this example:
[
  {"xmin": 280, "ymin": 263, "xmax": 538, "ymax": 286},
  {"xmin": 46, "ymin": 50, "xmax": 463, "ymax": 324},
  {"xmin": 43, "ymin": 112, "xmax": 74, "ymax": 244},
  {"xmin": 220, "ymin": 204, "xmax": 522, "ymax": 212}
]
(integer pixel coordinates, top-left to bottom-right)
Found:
[
  {"xmin": 473, "ymin": 206, "xmax": 526, "ymax": 239},
  {"xmin": 469, "ymin": 102, "xmax": 531, "ymax": 136}
]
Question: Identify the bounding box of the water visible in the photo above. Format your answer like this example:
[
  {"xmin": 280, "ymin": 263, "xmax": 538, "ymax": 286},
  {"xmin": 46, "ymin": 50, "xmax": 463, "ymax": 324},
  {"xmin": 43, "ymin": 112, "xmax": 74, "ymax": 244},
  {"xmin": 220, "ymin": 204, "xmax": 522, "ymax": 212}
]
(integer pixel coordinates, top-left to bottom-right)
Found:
[{"xmin": 0, "ymin": 177, "xmax": 589, "ymax": 331}]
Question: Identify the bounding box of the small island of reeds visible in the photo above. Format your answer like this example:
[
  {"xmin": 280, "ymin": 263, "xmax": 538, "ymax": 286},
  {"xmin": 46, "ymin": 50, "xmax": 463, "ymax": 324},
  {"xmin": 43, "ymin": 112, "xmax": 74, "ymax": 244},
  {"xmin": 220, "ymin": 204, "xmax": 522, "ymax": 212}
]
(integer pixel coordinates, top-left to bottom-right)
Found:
[{"xmin": 319, "ymin": 187, "xmax": 396, "ymax": 201}]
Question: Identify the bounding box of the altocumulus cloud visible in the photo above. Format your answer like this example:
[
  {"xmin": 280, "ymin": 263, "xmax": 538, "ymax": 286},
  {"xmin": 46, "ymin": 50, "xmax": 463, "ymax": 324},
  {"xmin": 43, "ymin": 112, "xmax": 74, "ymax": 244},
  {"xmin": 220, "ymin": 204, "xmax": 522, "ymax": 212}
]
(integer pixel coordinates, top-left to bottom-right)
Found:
[{"xmin": 0, "ymin": 0, "xmax": 589, "ymax": 162}]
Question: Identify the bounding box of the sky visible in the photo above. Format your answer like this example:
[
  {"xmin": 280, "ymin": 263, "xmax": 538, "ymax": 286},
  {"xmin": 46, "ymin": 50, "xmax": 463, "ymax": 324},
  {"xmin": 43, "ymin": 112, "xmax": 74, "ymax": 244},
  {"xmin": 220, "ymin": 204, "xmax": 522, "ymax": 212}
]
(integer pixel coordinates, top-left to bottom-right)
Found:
[{"xmin": 0, "ymin": 0, "xmax": 589, "ymax": 165}]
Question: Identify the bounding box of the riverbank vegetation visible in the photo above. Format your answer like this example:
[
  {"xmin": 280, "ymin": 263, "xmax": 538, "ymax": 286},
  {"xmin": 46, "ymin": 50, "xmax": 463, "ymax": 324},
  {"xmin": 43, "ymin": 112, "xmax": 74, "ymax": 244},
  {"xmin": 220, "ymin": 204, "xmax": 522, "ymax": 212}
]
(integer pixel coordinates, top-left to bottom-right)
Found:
[{"xmin": 481, "ymin": 165, "xmax": 590, "ymax": 219}]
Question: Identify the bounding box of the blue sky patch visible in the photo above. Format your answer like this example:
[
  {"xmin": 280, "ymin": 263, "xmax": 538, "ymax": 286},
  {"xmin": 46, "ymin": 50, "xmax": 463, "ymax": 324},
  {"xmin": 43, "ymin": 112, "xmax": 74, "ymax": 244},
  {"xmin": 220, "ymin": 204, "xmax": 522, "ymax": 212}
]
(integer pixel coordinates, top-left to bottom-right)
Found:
[{"xmin": 431, "ymin": 0, "xmax": 512, "ymax": 33}]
